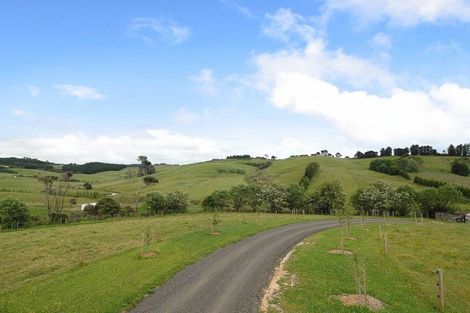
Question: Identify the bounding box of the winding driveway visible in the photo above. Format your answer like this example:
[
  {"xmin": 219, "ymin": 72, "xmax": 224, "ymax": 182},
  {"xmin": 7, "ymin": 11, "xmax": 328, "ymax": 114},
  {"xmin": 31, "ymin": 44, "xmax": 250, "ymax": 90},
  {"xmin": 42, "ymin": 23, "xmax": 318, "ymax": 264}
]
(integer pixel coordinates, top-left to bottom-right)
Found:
[{"xmin": 130, "ymin": 219, "xmax": 345, "ymax": 313}]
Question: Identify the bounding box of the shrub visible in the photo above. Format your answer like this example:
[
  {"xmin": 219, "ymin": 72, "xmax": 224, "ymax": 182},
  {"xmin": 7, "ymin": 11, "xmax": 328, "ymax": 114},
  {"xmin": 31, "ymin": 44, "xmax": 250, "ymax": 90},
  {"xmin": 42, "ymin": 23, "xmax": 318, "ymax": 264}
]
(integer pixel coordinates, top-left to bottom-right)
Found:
[
  {"xmin": 165, "ymin": 190, "xmax": 190, "ymax": 213},
  {"xmin": 145, "ymin": 192, "xmax": 166, "ymax": 215},
  {"xmin": 304, "ymin": 162, "xmax": 320, "ymax": 179},
  {"xmin": 286, "ymin": 184, "xmax": 306, "ymax": 213},
  {"xmin": 451, "ymin": 159, "xmax": 469, "ymax": 177},
  {"xmin": 413, "ymin": 176, "xmax": 447, "ymax": 188},
  {"xmin": 369, "ymin": 158, "xmax": 417, "ymax": 179},
  {"xmin": 83, "ymin": 182, "xmax": 93, "ymax": 190},
  {"xmin": 202, "ymin": 190, "xmax": 231, "ymax": 212},
  {"xmin": 308, "ymin": 181, "xmax": 345, "ymax": 214},
  {"xmin": 418, "ymin": 185, "xmax": 462, "ymax": 217},
  {"xmin": 350, "ymin": 181, "xmax": 395, "ymax": 216},
  {"xmin": 229, "ymin": 185, "xmax": 251, "ymax": 211},
  {"xmin": 95, "ymin": 198, "xmax": 121, "ymax": 216},
  {"xmin": 262, "ymin": 183, "xmax": 288, "ymax": 213},
  {"xmin": 143, "ymin": 176, "xmax": 159, "ymax": 186},
  {"xmin": 0, "ymin": 198, "xmax": 30, "ymax": 227}
]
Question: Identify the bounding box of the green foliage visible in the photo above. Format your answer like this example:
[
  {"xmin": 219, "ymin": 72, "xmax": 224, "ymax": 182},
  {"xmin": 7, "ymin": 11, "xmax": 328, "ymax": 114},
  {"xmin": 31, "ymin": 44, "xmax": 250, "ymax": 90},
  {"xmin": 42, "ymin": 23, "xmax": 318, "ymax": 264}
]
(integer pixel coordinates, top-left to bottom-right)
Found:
[
  {"xmin": 83, "ymin": 182, "xmax": 93, "ymax": 190},
  {"xmin": 62, "ymin": 162, "xmax": 127, "ymax": 174},
  {"xmin": 262, "ymin": 183, "xmax": 288, "ymax": 213},
  {"xmin": 304, "ymin": 162, "xmax": 320, "ymax": 179},
  {"xmin": 0, "ymin": 197, "xmax": 30, "ymax": 227},
  {"xmin": 285, "ymin": 184, "xmax": 306, "ymax": 212},
  {"xmin": 418, "ymin": 185, "xmax": 462, "ymax": 217},
  {"xmin": 137, "ymin": 156, "xmax": 156, "ymax": 177},
  {"xmin": 226, "ymin": 155, "xmax": 252, "ymax": 160},
  {"xmin": 0, "ymin": 166, "xmax": 17, "ymax": 174},
  {"xmin": 202, "ymin": 189, "xmax": 231, "ymax": 212},
  {"xmin": 244, "ymin": 161, "xmax": 272, "ymax": 169},
  {"xmin": 369, "ymin": 157, "xmax": 418, "ymax": 179},
  {"xmin": 0, "ymin": 157, "xmax": 54, "ymax": 170},
  {"xmin": 165, "ymin": 190, "xmax": 190, "ymax": 213},
  {"xmin": 350, "ymin": 181, "xmax": 396, "ymax": 215},
  {"xmin": 216, "ymin": 168, "xmax": 246, "ymax": 175},
  {"xmin": 145, "ymin": 192, "xmax": 166, "ymax": 215},
  {"xmin": 95, "ymin": 197, "xmax": 121, "ymax": 217},
  {"xmin": 413, "ymin": 176, "xmax": 447, "ymax": 188},
  {"xmin": 308, "ymin": 181, "xmax": 345, "ymax": 214},
  {"xmin": 451, "ymin": 158, "xmax": 469, "ymax": 176},
  {"xmin": 143, "ymin": 176, "xmax": 159, "ymax": 186},
  {"xmin": 229, "ymin": 185, "xmax": 251, "ymax": 211}
]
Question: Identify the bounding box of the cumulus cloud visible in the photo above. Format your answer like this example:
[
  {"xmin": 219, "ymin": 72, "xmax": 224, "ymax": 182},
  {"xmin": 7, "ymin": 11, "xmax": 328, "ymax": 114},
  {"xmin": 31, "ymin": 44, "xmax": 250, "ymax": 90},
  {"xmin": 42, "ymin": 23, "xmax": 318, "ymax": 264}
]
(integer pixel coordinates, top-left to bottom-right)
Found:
[
  {"xmin": 324, "ymin": 0, "xmax": 470, "ymax": 26},
  {"xmin": 54, "ymin": 84, "xmax": 104, "ymax": 100},
  {"xmin": 174, "ymin": 107, "xmax": 199, "ymax": 125},
  {"xmin": 251, "ymin": 8, "xmax": 470, "ymax": 146},
  {"xmin": 0, "ymin": 129, "xmax": 226, "ymax": 164},
  {"xmin": 263, "ymin": 8, "xmax": 316, "ymax": 43},
  {"xmin": 189, "ymin": 68, "xmax": 218, "ymax": 96},
  {"xmin": 128, "ymin": 17, "xmax": 191, "ymax": 45}
]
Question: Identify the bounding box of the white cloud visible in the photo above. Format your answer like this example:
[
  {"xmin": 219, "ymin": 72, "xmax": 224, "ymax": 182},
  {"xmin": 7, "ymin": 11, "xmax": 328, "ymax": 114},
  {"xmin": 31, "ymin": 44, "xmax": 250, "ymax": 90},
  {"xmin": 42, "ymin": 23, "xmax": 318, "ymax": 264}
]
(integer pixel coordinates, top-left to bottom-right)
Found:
[
  {"xmin": 189, "ymin": 68, "xmax": 218, "ymax": 96},
  {"xmin": 27, "ymin": 85, "xmax": 40, "ymax": 97},
  {"xmin": 54, "ymin": 84, "xmax": 104, "ymax": 100},
  {"xmin": 251, "ymin": 8, "xmax": 470, "ymax": 147},
  {"xmin": 372, "ymin": 33, "xmax": 392, "ymax": 49},
  {"xmin": 174, "ymin": 107, "xmax": 199, "ymax": 125},
  {"xmin": 12, "ymin": 108, "xmax": 34, "ymax": 118},
  {"xmin": 220, "ymin": 0, "xmax": 253, "ymax": 18},
  {"xmin": 262, "ymin": 8, "xmax": 316, "ymax": 43},
  {"xmin": 128, "ymin": 17, "xmax": 191, "ymax": 45},
  {"xmin": 324, "ymin": 0, "xmax": 470, "ymax": 26},
  {"xmin": 0, "ymin": 129, "xmax": 226, "ymax": 164}
]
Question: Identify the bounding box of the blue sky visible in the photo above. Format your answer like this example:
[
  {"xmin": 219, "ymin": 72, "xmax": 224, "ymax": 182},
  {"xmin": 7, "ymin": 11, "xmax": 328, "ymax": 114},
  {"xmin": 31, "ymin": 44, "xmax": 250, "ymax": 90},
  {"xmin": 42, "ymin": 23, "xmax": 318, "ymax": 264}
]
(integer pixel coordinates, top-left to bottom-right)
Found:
[{"xmin": 1, "ymin": 0, "xmax": 470, "ymax": 164}]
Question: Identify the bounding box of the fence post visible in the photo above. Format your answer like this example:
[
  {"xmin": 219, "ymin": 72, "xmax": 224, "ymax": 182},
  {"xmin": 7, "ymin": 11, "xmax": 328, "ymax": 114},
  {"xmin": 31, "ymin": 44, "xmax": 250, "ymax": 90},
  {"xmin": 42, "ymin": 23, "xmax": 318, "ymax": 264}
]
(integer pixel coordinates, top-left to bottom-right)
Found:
[
  {"xmin": 383, "ymin": 233, "xmax": 388, "ymax": 255},
  {"xmin": 437, "ymin": 269, "xmax": 445, "ymax": 310}
]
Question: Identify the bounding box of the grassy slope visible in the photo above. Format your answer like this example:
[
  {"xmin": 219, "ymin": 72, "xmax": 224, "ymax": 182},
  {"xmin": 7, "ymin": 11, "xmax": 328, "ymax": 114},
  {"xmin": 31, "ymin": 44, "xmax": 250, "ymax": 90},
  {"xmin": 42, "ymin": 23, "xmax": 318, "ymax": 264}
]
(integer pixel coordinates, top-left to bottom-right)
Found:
[
  {"xmin": 0, "ymin": 213, "xmax": 329, "ymax": 313},
  {"xmin": 275, "ymin": 222, "xmax": 470, "ymax": 313},
  {"xmin": 0, "ymin": 156, "xmax": 468, "ymax": 216}
]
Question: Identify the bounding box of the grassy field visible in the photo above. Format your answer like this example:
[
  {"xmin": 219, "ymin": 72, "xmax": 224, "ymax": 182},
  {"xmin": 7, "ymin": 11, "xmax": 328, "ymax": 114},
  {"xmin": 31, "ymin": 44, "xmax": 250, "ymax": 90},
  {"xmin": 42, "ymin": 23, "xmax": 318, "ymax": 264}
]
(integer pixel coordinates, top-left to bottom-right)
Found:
[
  {"xmin": 1, "ymin": 156, "xmax": 469, "ymax": 217},
  {"xmin": 0, "ymin": 213, "xmax": 330, "ymax": 313},
  {"xmin": 272, "ymin": 222, "xmax": 470, "ymax": 313}
]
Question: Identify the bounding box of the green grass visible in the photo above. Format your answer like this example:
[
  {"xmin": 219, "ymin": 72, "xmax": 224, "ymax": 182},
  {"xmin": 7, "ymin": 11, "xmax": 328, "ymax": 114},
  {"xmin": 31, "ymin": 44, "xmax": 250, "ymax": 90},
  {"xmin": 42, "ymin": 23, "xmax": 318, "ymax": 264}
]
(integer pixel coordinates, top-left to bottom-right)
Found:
[
  {"xmin": 274, "ymin": 222, "xmax": 470, "ymax": 313},
  {"xmin": 0, "ymin": 213, "xmax": 330, "ymax": 313},
  {"xmin": 1, "ymin": 156, "xmax": 468, "ymax": 217}
]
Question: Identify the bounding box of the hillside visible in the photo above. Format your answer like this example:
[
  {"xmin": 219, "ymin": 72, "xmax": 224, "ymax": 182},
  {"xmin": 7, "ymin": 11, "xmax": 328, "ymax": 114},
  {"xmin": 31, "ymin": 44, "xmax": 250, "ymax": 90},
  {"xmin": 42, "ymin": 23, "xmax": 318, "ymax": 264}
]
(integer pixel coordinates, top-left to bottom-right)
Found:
[{"xmin": 0, "ymin": 156, "xmax": 469, "ymax": 216}]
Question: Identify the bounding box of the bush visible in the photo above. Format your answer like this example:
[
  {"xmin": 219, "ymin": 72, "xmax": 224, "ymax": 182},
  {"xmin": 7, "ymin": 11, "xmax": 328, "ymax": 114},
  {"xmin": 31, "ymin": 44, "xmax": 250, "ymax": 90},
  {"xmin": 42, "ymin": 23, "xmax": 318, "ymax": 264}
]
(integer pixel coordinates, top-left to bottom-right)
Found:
[
  {"xmin": 229, "ymin": 185, "xmax": 251, "ymax": 211},
  {"xmin": 451, "ymin": 159, "xmax": 469, "ymax": 177},
  {"xmin": 308, "ymin": 181, "xmax": 345, "ymax": 214},
  {"xmin": 262, "ymin": 183, "xmax": 288, "ymax": 213},
  {"xmin": 286, "ymin": 184, "xmax": 306, "ymax": 213},
  {"xmin": 165, "ymin": 190, "xmax": 190, "ymax": 213},
  {"xmin": 95, "ymin": 198, "xmax": 121, "ymax": 217},
  {"xmin": 83, "ymin": 182, "xmax": 93, "ymax": 190},
  {"xmin": 202, "ymin": 190, "xmax": 231, "ymax": 212},
  {"xmin": 350, "ymin": 181, "xmax": 395, "ymax": 216},
  {"xmin": 143, "ymin": 176, "xmax": 159, "ymax": 186},
  {"xmin": 0, "ymin": 198, "xmax": 30, "ymax": 228},
  {"xmin": 304, "ymin": 162, "xmax": 320, "ymax": 179},
  {"xmin": 418, "ymin": 185, "xmax": 462, "ymax": 217},
  {"xmin": 369, "ymin": 158, "xmax": 417, "ymax": 179},
  {"xmin": 145, "ymin": 192, "xmax": 166, "ymax": 215}
]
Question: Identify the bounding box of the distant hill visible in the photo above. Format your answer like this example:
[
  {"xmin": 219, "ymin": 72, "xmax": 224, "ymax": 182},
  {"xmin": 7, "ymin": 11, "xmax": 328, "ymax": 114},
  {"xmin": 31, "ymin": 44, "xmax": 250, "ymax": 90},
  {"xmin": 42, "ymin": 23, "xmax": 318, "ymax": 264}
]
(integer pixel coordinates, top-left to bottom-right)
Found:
[{"xmin": 0, "ymin": 157, "xmax": 54, "ymax": 170}]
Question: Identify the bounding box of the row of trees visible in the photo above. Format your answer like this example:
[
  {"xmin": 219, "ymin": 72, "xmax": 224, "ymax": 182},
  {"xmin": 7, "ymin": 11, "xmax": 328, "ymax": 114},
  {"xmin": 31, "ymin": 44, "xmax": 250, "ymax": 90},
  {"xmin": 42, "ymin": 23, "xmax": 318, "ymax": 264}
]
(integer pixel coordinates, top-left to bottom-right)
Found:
[
  {"xmin": 299, "ymin": 162, "xmax": 320, "ymax": 189},
  {"xmin": 62, "ymin": 162, "xmax": 127, "ymax": 174},
  {"xmin": 447, "ymin": 144, "xmax": 470, "ymax": 157},
  {"xmin": 357, "ymin": 143, "xmax": 470, "ymax": 159},
  {"xmin": 369, "ymin": 158, "xmax": 419, "ymax": 179}
]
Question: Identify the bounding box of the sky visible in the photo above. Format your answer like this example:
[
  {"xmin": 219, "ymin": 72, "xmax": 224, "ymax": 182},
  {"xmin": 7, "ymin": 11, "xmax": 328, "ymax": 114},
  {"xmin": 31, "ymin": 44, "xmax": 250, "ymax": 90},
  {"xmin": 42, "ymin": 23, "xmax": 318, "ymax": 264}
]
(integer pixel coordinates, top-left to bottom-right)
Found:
[{"xmin": 1, "ymin": 0, "xmax": 470, "ymax": 164}]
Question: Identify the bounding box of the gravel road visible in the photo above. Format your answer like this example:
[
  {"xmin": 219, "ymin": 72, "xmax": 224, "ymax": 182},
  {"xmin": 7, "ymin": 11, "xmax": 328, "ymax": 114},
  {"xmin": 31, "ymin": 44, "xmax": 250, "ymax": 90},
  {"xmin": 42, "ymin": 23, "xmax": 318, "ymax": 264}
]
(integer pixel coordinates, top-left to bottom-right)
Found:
[{"xmin": 130, "ymin": 219, "xmax": 343, "ymax": 313}]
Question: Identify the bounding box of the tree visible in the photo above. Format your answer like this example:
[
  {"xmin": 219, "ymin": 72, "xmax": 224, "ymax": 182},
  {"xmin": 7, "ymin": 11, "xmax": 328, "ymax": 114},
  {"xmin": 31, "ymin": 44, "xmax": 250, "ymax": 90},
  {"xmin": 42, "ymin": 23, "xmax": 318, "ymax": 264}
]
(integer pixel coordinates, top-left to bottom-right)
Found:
[
  {"xmin": 384, "ymin": 147, "xmax": 392, "ymax": 156},
  {"xmin": 392, "ymin": 185, "xmax": 419, "ymax": 217},
  {"xmin": 304, "ymin": 162, "xmax": 320, "ymax": 179},
  {"xmin": 355, "ymin": 151, "xmax": 365, "ymax": 159},
  {"xmin": 165, "ymin": 190, "xmax": 190, "ymax": 213},
  {"xmin": 335, "ymin": 152, "xmax": 342, "ymax": 158},
  {"xmin": 202, "ymin": 190, "xmax": 231, "ymax": 212},
  {"xmin": 95, "ymin": 197, "xmax": 121, "ymax": 217},
  {"xmin": 262, "ymin": 183, "xmax": 288, "ymax": 213},
  {"xmin": 448, "ymin": 144, "xmax": 457, "ymax": 156},
  {"xmin": 308, "ymin": 181, "xmax": 345, "ymax": 214},
  {"xmin": 83, "ymin": 182, "xmax": 93, "ymax": 190},
  {"xmin": 143, "ymin": 176, "xmax": 159, "ymax": 186},
  {"xmin": 0, "ymin": 198, "xmax": 30, "ymax": 228},
  {"xmin": 351, "ymin": 181, "xmax": 395, "ymax": 216},
  {"xmin": 410, "ymin": 144, "xmax": 419, "ymax": 156},
  {"xmin": 455, "ymin": 144, "xmax": 464, "ymax": 156},
  {"xmin": 137, "ymin": 156, "xmax": 156, "ymax": 177},
  {"xmin": 145, "ymin": 192, "xmax": 166, "ymax": 215},
  {"xmin": 418, "ymin": 186, "xmax": 462, "ymax": 217},
  {"xmin": 394, "ymin": 147, "xmax": 409, "ymax": 156},
  {"xmin": 451, "ymin": 160, "xmax": 470, "ymax": 176},
  {"xmin": 286, "ymin": 184, "xmax": 306, "ymax": 213},
  {"xmin": 37, "ymin": 172, "xmax": 74, "ymax": 221},
  {"xmin": 230, "ymin": 185, "xmax": 251, "ymax": 212}
]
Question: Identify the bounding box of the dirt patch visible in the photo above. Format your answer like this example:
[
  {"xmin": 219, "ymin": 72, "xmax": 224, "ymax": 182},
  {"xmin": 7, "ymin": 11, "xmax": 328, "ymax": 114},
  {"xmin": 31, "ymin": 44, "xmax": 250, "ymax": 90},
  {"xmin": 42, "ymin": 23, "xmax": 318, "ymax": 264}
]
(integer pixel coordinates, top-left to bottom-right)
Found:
[
  {"xmin": 260, "ymin": 242, "xmax": 305, "ymax": 312},
  {"xmin": 141, "ymin": 251, "xmax": 157, "ymax": 258},
  {"xmin": 332, "ymin": 294, "xmax": 385, "ymax": 311},
  {"xmin": 328, "ymin": 249, "xmax": 353, "ymax": 256},
  {"xmin": 210, "ymin": 231, "xmax": 222, "ymax": 236}
]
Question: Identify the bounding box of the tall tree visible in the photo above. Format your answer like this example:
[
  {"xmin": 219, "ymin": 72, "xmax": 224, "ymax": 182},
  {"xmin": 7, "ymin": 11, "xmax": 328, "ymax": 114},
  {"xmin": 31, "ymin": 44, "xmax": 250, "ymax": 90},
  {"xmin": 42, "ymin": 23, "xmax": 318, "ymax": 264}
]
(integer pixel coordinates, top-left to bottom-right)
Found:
[
  {"xmin": 448, "ymin": 144, "xmax": 457, "ymax": 156},
  {"xmin": 137, "ymin": 156, "xmax": 156, "ymax": 177}
]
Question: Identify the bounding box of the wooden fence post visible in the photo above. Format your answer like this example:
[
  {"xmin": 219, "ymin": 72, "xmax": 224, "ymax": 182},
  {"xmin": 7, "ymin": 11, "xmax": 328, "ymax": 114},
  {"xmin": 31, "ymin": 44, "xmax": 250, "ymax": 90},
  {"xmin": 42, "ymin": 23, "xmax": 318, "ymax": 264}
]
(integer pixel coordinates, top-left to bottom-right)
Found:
[
  {"xmin": 383, "ymin": 233, "xmax": 388, "ymax": 255},
  {"xmin": 437, "ymin": 268, "xmax": 445, "ymax": 310}
]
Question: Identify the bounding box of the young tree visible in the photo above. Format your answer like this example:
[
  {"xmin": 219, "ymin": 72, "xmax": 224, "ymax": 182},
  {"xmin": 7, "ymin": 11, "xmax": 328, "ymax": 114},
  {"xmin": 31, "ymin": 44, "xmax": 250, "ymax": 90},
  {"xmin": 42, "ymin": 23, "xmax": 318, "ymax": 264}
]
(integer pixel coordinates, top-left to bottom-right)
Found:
[
  {"xmin": 286, "ymin": 184, "xmax": 306, "ymax": 214},
  {"xmin": 145, "ymin": 192, "xmax": 166, "ymax": 215},
  {"xmin": 230, "ymin": 185, "xmax": 251, "ymax": 212},
  {"xmin": 38, "ymin": 172, "xmax": 74, "ymax": 222},
  {"xmin": 0, "ymin": 198, "xmax": 30, "ymax": 228}
]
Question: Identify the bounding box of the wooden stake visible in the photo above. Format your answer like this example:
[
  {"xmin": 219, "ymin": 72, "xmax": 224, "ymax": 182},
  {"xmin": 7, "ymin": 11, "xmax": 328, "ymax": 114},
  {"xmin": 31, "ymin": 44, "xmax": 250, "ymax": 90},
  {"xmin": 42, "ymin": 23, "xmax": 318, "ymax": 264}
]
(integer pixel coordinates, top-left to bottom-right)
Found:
[
  {"xmin": 437, "ymin": 269, "xmax": 445, "ymax": 310},
  {"xmin": 383, "ymin": 233, "xmax": 388, "ymax": 255}
]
